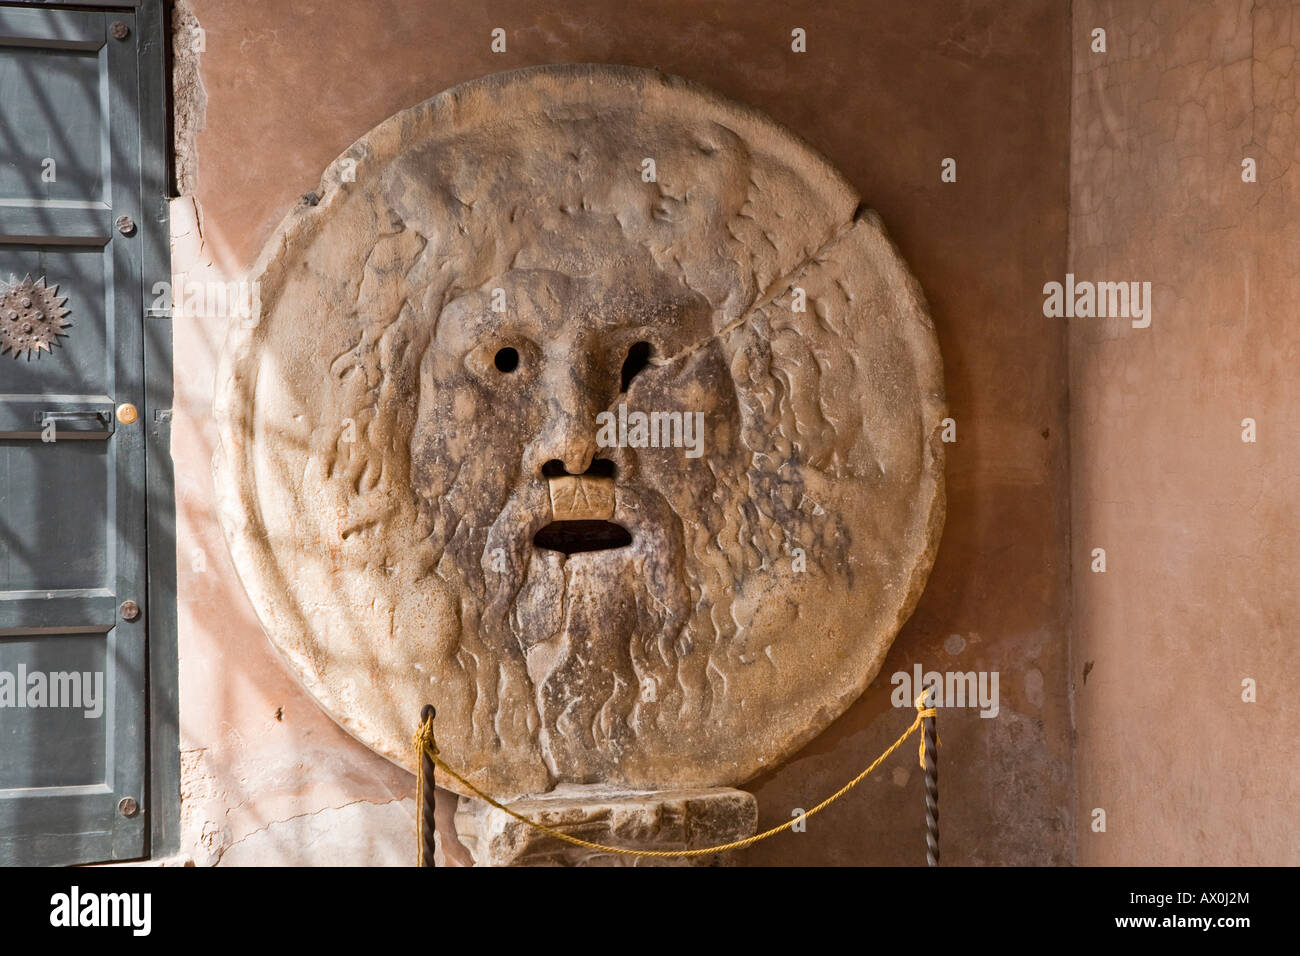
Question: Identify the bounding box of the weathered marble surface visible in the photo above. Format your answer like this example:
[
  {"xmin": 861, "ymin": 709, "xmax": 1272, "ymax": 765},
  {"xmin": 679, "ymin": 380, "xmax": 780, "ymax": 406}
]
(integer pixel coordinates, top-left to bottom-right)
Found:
[
  {"xmin": 214, "ymin": 64, "xmax": 945, "ymax": 800},
  {"xmin": 455, "ymin": 786, "xmax": 757, "ymax": 866}
]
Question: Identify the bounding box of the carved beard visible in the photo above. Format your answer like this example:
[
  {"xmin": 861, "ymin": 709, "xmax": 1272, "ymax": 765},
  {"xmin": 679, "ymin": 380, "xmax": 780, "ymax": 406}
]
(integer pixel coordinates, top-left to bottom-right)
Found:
[{"xmin": 416, "ymin": 460, "xmax": 695, "ymax": 783}]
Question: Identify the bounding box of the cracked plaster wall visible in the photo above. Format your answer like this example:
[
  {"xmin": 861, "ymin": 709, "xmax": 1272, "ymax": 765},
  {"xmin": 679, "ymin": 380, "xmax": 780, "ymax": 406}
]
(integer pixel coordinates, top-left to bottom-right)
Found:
[
  {"xmin": 169, "ymin": 0, "xmax": 1074, "ymax": 866},
  {"xmin": 1069, "ymin": 0, "xmax": 1300, "ymax": 864}
]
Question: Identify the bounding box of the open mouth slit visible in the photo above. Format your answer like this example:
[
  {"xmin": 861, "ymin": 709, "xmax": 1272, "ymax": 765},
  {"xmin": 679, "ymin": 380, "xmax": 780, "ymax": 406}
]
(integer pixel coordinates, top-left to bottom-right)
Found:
[{"xmin": 533, "ymin": 520, "xmax": 632, "ymax": 555}]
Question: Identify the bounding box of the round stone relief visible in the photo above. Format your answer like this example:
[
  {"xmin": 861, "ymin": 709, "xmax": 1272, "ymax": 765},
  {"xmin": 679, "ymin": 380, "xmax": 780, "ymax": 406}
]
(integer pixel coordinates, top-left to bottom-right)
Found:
[{"xmin": 215, "ymin": 64, "xmax": 945, "ymax": 799}]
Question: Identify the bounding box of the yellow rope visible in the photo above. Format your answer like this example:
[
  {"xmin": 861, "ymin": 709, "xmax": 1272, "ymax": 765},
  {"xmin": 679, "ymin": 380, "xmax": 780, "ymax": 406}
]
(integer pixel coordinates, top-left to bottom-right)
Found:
[{"xmin": 413, "ymin": 692, "xmax": 939, "ymax": 860}]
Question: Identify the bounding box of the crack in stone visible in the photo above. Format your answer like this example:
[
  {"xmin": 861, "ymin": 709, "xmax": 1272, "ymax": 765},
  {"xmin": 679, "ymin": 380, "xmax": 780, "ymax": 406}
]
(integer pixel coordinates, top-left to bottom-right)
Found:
[
  {"xmin": 213, "ymin": 795, "xmax": 409, "ymax": 865},
  {"xmin": 1249, "ymin": 0, "xmax": 1258, "ymax": 147},
  {"xmin": 639, "ymin": 210, "xmax": 868, "ymax": 384}
]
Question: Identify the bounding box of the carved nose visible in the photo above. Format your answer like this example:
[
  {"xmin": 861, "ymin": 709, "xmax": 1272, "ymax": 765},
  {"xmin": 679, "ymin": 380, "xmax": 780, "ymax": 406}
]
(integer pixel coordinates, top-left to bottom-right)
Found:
[
  {"xmin": 531, "ymin": 386, "xmax": 604, "ymax": 476},
  {"xmin": 527, "ymin": 352, "xmax": 621, "ymax": 477},
  {"xmin": 547, "ymin": 432, "xmax": 597, "ymax": 476}
]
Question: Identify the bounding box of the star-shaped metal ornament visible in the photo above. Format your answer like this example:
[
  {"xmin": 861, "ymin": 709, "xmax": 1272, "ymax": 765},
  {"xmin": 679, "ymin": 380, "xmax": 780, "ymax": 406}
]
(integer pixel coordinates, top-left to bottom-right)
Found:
[{"xmin": 0, "ymin": 275, "xmax": 72, "ymax": 360}]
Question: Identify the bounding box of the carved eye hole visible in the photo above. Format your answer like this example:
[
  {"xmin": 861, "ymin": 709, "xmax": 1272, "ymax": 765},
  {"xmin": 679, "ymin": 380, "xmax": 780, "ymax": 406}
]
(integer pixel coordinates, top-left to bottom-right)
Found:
[
  {"xmin": 620, "ymin": 341, "xmax": 652, "ymax": 392},
  {"xmin": 494, "ymin": 346, "xmax": 520, "ymax": 373}
]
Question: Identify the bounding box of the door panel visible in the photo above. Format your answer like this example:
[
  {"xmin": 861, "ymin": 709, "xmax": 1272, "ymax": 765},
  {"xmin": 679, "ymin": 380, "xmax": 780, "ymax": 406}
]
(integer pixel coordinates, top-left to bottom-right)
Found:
[
  {"xmin": 0, "ymin": 440, "xmax": 112, "ymax": 590},
  {"xmin": 0, "ymin": 632, "xmax": 110, "ymax": 789},
  {"xmin": 0, "ymin": 4, "xmax": 148, "ymax": 866},
  {"xmin": 0, "ymin": 44, "xmax": 108, "ymax": 203},
  {"xmin": 0, "ymin": 244, "xmax": 114, "ymax": 395}
]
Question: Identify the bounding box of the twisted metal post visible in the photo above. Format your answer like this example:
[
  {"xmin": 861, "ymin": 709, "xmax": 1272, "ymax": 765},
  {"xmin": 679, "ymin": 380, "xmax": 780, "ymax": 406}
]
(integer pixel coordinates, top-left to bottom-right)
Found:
[
  {"xmin": 419, "ymin": 704, "xmax": 437, "ymax": 867},
  {"xmin": 922, "ymin": 683, "xmax": 939, "ymax": 866}
]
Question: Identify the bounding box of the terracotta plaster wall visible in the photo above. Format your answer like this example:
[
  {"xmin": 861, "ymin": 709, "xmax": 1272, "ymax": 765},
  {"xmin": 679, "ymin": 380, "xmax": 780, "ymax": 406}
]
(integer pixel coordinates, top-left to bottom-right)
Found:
[
  {"xmin": 1069, "ymin": 0, "xmax": 1300, "ymax": 864},
  {"xmin": 170, "ymin": 0, "xmax": 1074, "ymax": 865}
]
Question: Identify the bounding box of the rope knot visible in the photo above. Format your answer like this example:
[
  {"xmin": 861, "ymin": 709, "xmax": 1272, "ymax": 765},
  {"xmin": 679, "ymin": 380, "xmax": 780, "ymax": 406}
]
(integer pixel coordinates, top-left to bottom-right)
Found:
[
  {"xmin": 413, "ymin": 715, "xmax": 438, "ymax": 756},
  {"xmin": 914, "ymin": 688, "xmax": 938, "ymax": 719},
  {"xmin": 915, "ymin": 689, "xmax": 939, "ymax": 769}
]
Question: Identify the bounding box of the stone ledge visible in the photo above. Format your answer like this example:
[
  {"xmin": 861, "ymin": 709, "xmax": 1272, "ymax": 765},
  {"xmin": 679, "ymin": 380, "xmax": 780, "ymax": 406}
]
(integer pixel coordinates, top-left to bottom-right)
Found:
[{"xmin": 455, "ymin": 785, "xmax": 757, "ymax": 867}]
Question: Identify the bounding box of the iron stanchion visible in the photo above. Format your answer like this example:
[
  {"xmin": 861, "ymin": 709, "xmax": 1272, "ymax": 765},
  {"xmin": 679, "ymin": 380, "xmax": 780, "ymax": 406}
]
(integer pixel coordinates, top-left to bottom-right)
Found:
[
  {"xmin": 419, "ymin": 704, "xmax": 437, "ymax": 867},
  {"xmin": 922, "ymin": 683, "xmax": 939, "ymax": 867}
]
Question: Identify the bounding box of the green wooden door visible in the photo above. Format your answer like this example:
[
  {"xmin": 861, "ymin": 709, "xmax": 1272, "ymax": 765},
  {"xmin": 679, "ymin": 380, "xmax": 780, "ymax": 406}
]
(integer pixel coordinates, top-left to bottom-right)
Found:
[{"xmin": 0, "ymin": 3, "xmax": 156, "ymax": 865}]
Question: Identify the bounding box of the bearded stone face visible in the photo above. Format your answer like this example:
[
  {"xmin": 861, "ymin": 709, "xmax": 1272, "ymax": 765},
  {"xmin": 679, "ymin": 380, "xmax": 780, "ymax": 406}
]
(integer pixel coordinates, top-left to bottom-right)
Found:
[
  {"xmin": 410, "ymin": 255, "xmax": 727, "ymax": 781},
  {"xmin": 215, "ymin": 65, "xmax": 946, "ymax": 799}
]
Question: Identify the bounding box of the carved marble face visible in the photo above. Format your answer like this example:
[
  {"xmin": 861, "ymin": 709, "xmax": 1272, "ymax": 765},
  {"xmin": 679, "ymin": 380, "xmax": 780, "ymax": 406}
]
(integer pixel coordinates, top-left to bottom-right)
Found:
[
  {"xmin": 216, "ymin": 65, "xmax": 946, "ymax": 798},
  {"xmin": 410, "ymin": 253, "xmax": 727, "ymax": 780}
]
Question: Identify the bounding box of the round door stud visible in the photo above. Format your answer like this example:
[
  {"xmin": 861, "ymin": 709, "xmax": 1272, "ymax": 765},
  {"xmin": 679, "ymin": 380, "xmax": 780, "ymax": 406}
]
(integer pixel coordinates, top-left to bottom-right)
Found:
[
  {"xmin": 120, "ymin": 599, "xmax": 141, "ymax": 622},
  {"xmin": 110, "ymin": 21, "xmax": 130, "ymax": 40},
  {"xmin": 116, "ymin": 402, "xmax": 138, "ymax": 424},
  {"xmin": 115, "ymin": 215, "xmax": 136, "ymax": 237},
  {"xmin": 118, "ymin": 797, "xmax": 140, "ymax": 818}
]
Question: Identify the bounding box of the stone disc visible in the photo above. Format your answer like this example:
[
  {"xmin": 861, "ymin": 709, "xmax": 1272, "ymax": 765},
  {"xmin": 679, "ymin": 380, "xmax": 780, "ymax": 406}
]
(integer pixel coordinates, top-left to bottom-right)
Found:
[{"xmin": 214, "ymin": 64, "xmax": 946, "ymax": 798}]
